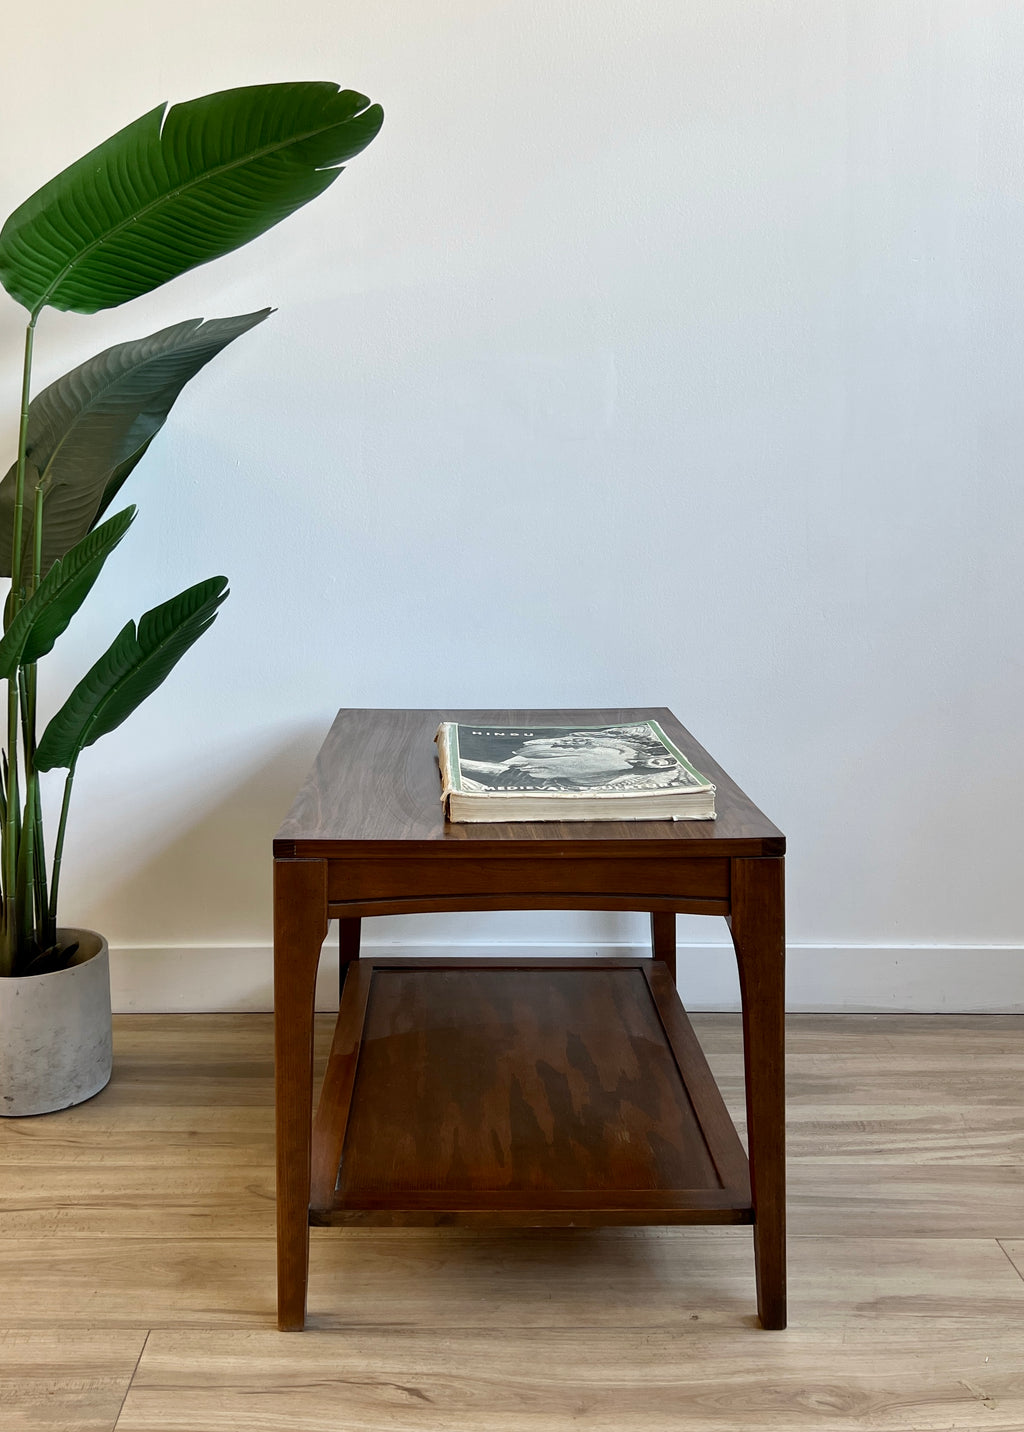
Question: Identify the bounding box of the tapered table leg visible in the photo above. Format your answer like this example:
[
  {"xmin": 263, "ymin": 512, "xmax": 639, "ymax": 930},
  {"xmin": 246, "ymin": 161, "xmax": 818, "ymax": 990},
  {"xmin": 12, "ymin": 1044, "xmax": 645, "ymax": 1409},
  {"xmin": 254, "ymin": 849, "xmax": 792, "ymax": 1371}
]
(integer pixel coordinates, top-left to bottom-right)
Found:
[
  {"xmin": 650, "ymin": 911, "xmax": 677, "ymax": 982},
  {"xmin": 274, "ymin": 858, "xmax": 328, "ymax": 1331},
  {"xmin": 728, "ymin": 856, "xmax": 786, "ymax": 1329}
]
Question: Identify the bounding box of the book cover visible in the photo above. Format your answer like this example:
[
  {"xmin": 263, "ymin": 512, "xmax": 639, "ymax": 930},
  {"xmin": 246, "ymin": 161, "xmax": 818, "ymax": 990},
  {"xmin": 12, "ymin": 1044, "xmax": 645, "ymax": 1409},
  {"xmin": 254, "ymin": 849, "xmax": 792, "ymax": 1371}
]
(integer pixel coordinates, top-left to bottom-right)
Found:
[{"xmin": 435, "ymin": 721, "xmax": 716, "ymax": 822}]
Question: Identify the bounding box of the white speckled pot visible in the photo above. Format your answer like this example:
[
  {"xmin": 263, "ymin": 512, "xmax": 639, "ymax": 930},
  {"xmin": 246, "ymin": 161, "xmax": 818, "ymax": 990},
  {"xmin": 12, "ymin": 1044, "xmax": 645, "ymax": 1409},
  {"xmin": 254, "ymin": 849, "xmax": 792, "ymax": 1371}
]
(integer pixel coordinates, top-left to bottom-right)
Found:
[{"xmin": 0, "ymin": 930, "xmax": 112, "ymax": 1117}]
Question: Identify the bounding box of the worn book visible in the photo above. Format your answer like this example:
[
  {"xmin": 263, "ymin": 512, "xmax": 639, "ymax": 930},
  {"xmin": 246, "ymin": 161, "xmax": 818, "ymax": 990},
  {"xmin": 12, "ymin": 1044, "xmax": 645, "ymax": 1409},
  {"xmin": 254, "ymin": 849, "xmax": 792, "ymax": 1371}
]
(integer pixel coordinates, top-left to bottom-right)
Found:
[{"xmin": 435, "ymin": 720, "xmax": 716, "ymax": 822}]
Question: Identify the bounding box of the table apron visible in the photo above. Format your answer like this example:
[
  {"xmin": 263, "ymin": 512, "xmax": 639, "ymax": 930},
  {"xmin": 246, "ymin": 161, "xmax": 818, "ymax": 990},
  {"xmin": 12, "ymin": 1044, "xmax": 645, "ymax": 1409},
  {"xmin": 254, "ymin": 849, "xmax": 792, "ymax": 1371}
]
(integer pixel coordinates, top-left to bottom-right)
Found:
[
  {"xmin": 327, "ymin": 894, "xmax": 729, "ymax": 918},
  {"xmin": 325, "ymin": 854, "xmax": 730, "ymax": 906}
]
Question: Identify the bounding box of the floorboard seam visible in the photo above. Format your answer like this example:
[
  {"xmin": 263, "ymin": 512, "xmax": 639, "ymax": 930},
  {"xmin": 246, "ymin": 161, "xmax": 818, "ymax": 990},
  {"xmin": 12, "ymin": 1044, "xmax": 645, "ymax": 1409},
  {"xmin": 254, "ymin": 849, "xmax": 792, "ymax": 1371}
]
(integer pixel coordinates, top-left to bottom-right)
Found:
[
  {"xmin": 995, "ymin": 1239, "xmax": 1024, "ymax": 1284},
  {"xmin": 112, "ymin": 1328, "xmax": 150, "ymax": 1431}
]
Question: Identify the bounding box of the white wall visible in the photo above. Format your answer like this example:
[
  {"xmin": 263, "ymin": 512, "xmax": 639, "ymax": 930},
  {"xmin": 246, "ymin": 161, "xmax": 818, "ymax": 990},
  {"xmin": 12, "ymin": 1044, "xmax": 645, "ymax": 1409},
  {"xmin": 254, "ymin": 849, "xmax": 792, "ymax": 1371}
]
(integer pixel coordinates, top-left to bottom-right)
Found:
[{"xmin": 2, "ymin": 2, "xmax": 1021, "ymax": 1010}]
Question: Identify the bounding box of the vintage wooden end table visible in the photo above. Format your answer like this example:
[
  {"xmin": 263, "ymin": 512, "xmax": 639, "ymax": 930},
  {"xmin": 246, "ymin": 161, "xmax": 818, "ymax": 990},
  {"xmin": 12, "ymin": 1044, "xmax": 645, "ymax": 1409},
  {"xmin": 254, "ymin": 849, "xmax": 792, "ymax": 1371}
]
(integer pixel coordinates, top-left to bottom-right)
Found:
[{"xmin": 273, "ymin": 707, "xmax": 786, "ymax": 1331}]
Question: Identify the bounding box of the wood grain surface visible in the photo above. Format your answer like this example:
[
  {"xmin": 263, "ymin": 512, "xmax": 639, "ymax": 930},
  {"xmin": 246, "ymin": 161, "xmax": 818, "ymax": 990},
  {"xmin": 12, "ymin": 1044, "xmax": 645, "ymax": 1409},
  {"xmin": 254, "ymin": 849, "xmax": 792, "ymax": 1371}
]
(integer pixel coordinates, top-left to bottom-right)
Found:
[
  {"xmin": 274, "ymin": 708, "xmax": 785, "ymax": 855},
  {"xmin": 0, "ymin": 1330, "xmax": 148, "ymax": 1432},
  {"xmin": 349, "ymin": 967, "xmax": 718, "ymax": 1193},
  {"xmin": 1, "ymin": 1011, "xmax": 1022, "ymax": 1431},
  {"xmin": 1002, "ymin": 1242, "xmax": 1024, "ymax": 1279},
  {"xmin": 115, "ymin": 1321, "xmax": 1024, "ymax": 1432}
]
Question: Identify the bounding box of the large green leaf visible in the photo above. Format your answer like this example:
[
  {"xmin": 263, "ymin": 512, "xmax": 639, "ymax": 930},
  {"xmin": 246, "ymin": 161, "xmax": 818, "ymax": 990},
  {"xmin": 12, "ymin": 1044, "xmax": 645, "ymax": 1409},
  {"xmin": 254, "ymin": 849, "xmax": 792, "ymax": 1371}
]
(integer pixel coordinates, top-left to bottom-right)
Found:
[
  {"xmin": 0, "ymin": 82, "xmax": 383, "ymax": 316},
  {"xmin": 0, "ymin": 507, "xmax": 136, "ymax": 677},
  {"xmin": 35, "ymin": 575, "xmax": 228, "ymax": 772},
  {"xmin": 0, "ymin": 312, "xmax": 269, "ymax": 581},
  {"xmin": 90, "ymin": 436, "xmax": 154, "ymax": 530}
]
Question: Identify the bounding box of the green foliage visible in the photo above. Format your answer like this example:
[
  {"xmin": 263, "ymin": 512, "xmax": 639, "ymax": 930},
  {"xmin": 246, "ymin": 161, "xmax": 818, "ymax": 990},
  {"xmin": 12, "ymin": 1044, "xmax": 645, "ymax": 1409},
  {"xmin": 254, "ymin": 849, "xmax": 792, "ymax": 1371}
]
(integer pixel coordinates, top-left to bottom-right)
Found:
[
  {"xmin": 36, "ymin": 576, "xmax": 228, "ymax": 772},
  {"xmin": 0, "ymin": 83, "xmax": 382, "ymax": 976},
  {"xmin": 0, "ymin": 508, "xmax": 136, "ymax": 677},
  {"xmin": 0, "ymin": 83, "xmax": 383, "ymax": 316},
  {"xmin": 0, "ymin": 314, "xmax": 271, "ymax": 584}
]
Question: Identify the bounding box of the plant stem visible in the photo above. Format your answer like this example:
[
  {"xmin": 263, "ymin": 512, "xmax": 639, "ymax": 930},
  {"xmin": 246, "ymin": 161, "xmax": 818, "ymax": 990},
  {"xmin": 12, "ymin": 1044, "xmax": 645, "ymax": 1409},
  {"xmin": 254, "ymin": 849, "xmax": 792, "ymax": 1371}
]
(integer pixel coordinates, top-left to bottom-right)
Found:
[
  {"xmin": 31, "ymin": 482, "xmax": 43, "ymax": 595},
  {"xmin": 48, "ymin": 762, "xmax": 77, "ymax": 939},
  {"xmin": 4, "ymin": 674, "xmax": 20, "ymax": 968},
  {"xmin": 20, "ymin": 674, "xmax": 47, "ymax": 944},
  {"xmin": 14, "ymin": 711, "xmax": 34, "ymax": 964},
  {"xmin": 31, "ymin": 781, "xmax": 47, "ymax": 945},
  {"xmin": 26, "ymin": 484, "xmax": 47, "ymax": 942},
  {"xmin": 11, "ymin": 317, "xmax": 37, "ymax": 609},
  {"xmin": 4, "ymin": 318, "xmax": 37, "ymax": 973}
]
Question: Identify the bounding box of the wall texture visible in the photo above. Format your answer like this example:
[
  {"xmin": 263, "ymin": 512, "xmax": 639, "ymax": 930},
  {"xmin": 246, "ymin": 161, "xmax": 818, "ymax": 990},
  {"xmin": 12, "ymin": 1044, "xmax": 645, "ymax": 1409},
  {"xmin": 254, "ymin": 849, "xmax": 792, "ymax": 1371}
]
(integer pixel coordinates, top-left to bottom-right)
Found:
[{"xmin": 2, "ymin": 2, "xmax": 1021, "ymax": 1009}]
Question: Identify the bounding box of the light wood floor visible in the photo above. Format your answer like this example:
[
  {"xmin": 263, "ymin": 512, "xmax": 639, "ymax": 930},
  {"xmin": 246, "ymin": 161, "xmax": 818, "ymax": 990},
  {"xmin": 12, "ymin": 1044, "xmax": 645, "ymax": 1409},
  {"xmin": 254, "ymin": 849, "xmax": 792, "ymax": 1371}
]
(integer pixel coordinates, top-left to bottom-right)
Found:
[{"xmin": 2, "ymin": 1011, "xmax": 1022, "ymax": 1431}]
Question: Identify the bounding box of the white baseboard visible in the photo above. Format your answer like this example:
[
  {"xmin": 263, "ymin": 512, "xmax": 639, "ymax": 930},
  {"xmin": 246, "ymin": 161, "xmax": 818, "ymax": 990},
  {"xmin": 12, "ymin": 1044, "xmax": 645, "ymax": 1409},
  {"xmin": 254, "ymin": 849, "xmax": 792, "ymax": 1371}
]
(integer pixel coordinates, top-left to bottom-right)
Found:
[{"xmin": 107, "ymin": 939, "xmax": 1024, "ymax": 1014}]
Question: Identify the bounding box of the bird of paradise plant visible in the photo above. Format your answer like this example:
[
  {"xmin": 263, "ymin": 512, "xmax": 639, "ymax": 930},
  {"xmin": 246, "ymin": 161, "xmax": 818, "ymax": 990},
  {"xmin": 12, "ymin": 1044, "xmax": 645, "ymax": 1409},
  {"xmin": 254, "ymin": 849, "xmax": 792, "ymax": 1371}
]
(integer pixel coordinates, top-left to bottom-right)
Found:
[{"xmin": 0, "ymin": 82, "xmax": 383, "ymax": 977}]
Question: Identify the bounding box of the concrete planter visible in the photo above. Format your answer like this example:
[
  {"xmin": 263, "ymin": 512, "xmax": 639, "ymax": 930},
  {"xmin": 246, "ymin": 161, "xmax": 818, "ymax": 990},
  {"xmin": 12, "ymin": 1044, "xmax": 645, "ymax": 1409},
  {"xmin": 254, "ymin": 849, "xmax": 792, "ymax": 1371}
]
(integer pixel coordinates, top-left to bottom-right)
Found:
[{"xmin": 0, "ymin": 930, "xmax": 112, "ymax": 1117}]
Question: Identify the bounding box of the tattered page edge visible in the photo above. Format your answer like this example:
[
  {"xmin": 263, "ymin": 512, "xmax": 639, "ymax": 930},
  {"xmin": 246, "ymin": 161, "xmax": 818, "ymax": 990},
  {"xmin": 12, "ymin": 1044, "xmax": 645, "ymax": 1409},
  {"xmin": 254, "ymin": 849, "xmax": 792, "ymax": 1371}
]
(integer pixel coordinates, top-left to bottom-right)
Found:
[{"xmin": 434, "ymin": 721, "xmax": 459, "ymax": 816}]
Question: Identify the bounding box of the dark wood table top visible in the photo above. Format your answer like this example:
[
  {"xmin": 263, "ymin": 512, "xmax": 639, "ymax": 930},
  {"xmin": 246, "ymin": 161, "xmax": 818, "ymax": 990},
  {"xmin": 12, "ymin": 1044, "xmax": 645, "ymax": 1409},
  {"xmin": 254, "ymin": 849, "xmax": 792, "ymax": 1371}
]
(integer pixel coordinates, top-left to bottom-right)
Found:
[{"xmin": 274, "ymin": 708, "xmax": 784, "ymax": 858}]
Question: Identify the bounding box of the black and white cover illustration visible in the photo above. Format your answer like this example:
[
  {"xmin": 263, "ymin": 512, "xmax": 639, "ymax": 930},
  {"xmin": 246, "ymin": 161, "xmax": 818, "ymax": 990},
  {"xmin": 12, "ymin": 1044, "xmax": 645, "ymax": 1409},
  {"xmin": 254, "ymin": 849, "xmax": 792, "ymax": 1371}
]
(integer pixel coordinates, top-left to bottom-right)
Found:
[{"xmin": 447, "ymin": 722, "xmax": 713, "ymax": 795}]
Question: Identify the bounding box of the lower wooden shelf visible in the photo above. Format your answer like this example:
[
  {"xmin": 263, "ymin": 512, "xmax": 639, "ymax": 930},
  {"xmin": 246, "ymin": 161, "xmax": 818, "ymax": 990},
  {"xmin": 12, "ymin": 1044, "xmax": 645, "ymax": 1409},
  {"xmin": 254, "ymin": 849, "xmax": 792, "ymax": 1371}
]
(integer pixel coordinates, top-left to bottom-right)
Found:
[{"xmin": 309, "ymin": 957, "xmax": 752, "ymax": 1228}]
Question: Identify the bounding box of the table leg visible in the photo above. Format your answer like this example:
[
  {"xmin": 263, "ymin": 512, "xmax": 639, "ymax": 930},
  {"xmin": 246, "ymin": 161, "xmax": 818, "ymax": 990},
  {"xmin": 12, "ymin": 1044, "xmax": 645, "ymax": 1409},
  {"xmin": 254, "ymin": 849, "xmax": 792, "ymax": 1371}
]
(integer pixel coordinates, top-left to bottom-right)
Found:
[
  {"xmin": 650, "ymin": 911, "xmax": 677, "ymax": 982},
  {"xmin": 338, "ymin": 917, "xmax": 361, "ymax": 1004},
  {"xmin": 727, "ymin": 856, "xmax": 786, "ymax": 1330},
  {"xmin": 274, "ymin": 858, "xmax": 328, "ymax": 1331}
]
